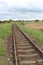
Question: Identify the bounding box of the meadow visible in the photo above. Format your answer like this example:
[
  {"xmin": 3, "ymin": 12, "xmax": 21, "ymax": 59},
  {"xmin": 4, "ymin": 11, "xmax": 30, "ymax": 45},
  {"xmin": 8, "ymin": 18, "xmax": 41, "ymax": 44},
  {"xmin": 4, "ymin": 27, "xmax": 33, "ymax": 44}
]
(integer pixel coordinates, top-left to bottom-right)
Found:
[{"xmin": 25, "ymin": 21, "xmax": 43, "ymax": 30}]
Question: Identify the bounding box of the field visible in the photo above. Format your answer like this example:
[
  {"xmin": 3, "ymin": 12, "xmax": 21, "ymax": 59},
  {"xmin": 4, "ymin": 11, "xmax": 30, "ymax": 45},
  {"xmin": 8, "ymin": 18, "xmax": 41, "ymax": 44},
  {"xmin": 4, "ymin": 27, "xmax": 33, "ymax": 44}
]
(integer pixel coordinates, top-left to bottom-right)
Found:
[
  {"xmin": 25, "ymin": 21, "xmax": 43, "ymax": 31},
  {"xmin": 0, "ymin": 22, "xmax": 14, "ymax": 65}
]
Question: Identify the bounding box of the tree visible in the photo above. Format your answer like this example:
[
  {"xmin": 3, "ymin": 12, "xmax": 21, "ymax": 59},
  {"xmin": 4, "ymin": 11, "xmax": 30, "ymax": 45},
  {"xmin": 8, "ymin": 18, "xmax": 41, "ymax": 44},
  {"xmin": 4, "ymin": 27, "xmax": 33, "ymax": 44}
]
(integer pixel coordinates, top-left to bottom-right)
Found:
[{"xmin": 35, "ymin": 20, "xmax": 39, "ymax": 22}]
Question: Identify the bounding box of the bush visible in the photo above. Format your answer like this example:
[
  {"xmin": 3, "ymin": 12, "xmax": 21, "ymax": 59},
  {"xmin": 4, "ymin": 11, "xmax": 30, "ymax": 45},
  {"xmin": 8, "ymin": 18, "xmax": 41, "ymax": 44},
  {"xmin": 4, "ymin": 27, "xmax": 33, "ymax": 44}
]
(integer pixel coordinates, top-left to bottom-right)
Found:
[
  {"xmin": 0, "ymin": 21, "xmax": 2, "ymax": 23},
  {"xmin": 35, "ymin": 20, "xmax": 39, "ymax": 22}
]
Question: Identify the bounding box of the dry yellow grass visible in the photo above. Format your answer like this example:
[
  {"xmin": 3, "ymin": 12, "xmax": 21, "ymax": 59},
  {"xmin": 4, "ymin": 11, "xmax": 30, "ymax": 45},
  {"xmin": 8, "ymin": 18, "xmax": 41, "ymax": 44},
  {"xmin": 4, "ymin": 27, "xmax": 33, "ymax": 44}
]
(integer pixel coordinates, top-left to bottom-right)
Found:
[{"xmin": 25, "ymin": 22, "xmax": 43, "ymax": 29}]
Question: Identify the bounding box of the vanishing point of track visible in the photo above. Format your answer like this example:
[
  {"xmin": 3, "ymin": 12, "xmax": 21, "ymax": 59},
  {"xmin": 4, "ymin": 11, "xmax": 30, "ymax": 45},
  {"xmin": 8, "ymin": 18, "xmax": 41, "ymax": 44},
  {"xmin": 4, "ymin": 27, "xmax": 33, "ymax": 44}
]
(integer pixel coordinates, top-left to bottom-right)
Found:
[{"xmin": 12, "ymin": 24, "xmax": 43, "ymax": 65}]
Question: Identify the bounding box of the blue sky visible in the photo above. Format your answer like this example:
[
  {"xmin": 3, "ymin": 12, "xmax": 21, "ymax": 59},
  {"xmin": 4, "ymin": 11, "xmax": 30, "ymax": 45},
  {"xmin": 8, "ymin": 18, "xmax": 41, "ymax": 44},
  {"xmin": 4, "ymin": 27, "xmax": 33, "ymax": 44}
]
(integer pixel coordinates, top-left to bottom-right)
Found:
[{"xmin": 0, "ymin": 0, "xmax": 43, "ymax": 20}]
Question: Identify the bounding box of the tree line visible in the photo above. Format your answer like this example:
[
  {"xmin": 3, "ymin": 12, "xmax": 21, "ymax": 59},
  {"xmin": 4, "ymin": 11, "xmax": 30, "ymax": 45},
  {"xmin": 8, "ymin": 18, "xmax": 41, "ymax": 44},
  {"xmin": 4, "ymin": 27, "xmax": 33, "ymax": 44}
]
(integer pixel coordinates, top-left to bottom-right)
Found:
[{"xmin": 0, "ymin": 19, "xmax": 43, "ymax": 23}]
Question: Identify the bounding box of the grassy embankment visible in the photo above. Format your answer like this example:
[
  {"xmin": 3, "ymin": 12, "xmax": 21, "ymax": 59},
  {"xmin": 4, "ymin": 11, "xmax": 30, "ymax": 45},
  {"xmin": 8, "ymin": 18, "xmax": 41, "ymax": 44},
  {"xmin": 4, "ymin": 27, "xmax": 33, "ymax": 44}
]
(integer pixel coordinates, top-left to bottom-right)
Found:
[
  {"xmin": 17, "ymin": 22, "xmax": 43, "ymax": 45},
  {"xmin": 0, "ymin": 22, "xmax": 13, "ymax": 55}
]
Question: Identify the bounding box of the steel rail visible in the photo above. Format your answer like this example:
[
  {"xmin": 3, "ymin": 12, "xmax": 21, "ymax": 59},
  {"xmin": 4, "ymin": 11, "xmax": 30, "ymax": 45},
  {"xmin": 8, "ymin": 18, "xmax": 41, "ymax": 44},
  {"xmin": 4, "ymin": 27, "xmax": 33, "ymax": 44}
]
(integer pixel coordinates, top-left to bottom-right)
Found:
[
  {"xmin": 15, "ymin": 24, "xmax": 43, "ymax": 57},
  {"xmin": 12, "ymin": 24, "xmax": 18, "ymax": 65}
]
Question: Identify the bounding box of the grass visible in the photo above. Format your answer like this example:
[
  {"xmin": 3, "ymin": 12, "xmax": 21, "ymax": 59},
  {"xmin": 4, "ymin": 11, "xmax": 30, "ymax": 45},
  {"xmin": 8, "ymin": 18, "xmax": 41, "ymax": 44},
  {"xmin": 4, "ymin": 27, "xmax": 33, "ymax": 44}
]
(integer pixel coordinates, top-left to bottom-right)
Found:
[
  {"xmin": 17, "ymin": 22, "xmax": 43, "ymax": 45},
  {"xmin": 0, "ymin": 61, "xmax": 5, "ymax": 65},
  {"xmin": 0, "ymin": 22, "xmax": 14, "ymax": 55}
]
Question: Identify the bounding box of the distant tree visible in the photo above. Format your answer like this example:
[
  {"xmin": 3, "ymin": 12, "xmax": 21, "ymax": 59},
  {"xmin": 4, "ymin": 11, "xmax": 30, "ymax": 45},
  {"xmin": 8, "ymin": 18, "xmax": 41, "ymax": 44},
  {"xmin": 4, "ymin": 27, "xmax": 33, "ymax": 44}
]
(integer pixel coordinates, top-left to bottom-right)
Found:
[
  {"xmin": 0, "ymin": 21, "xmax": 1, "ymax": 23},
  {"xmin": 9, "ymin": 19, "xmax": 12, "ymax": 22},
  {"xmin": 35, "ymin": 20, "xmax": 39, "ymax": 22},
  {"xmin": 42, "ymin": 20, "xmax": 43, "ymax": 21},
  {"xmin": 7, "ymin": 19, "xmax": 12, "ymax": 23},
  {"xmin": 3, "ymin": 20, "xmax": 7, "ymax": 23},
  {"xmin": 22, "ymin": 20, "xmax": 24, "ymax": 22}
]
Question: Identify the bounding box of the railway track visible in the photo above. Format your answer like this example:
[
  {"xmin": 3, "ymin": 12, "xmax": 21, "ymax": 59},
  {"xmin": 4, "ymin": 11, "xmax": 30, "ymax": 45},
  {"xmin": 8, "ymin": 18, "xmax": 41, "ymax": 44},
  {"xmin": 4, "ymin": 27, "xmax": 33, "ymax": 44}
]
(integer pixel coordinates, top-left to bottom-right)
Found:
[{"xmin": 12, "ymin": 24, "xmax": 43, "ymax": 65}]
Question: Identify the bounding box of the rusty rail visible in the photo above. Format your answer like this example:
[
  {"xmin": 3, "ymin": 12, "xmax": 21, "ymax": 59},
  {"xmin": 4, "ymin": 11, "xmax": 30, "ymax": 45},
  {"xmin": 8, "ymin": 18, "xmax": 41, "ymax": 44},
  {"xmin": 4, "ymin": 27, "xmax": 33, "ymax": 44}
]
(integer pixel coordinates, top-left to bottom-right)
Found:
[
  {"xmin": 12, "ymin": 24, "xmax": 18, "ymax": 65},
  {"xmin": 15, "ymin": 24, "xmax": 43, "ymax": 57}
]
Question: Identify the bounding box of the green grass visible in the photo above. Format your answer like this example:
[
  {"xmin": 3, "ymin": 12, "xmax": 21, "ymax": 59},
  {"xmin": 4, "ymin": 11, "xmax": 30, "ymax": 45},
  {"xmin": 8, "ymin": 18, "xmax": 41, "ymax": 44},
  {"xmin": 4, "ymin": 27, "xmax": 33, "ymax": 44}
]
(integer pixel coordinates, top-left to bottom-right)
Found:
[
  {"xmin": 17, "ymin": 22, "xmax": 43, "ymax": 45},
  {"xmin": 0, "ymin": 22, "xmax": 13, "ymax": 55},
  {"xmin": 0, "ymin": 61, "xmax": 5, "ymax": 65}
]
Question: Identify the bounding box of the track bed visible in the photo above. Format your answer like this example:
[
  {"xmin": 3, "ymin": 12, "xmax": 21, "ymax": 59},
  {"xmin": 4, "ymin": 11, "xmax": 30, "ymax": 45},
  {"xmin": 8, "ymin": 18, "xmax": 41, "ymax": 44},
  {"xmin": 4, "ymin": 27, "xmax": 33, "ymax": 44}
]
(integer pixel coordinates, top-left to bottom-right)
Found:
[{"xmin": 12, "ymin": 24, "xmax": 43, "ymax": 65}]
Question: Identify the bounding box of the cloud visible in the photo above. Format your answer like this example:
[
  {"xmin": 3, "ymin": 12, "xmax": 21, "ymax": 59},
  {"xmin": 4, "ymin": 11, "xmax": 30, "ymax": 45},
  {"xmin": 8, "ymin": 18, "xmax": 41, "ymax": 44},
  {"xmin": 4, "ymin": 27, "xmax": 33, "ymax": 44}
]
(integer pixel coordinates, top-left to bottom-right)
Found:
[{"xmin": 0, "ymin": 0, "xmax": 43, "ymax": 20}]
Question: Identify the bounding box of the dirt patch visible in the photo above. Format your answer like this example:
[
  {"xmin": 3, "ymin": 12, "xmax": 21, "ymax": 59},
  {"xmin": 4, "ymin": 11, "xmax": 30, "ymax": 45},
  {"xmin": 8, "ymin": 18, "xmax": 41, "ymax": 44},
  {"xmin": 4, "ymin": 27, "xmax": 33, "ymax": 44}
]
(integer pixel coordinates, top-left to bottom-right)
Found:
[
  {"xmin": 0, "ymin": 35, "xmax": 14, "ymax": 65},
  {"xmin": 0, "ymin": 39, "xmax": 8, "ymax": 65},
  {"xmin": 39, "ymin": 29, "xmax": 43, "ymax": 32},
  {"xmin": 5, "ymin": 35, "xmax": 14, "ymax": 65},
  {"xmin": 25, "ymin": 22, "xmax": 43, "ymax": 29}
]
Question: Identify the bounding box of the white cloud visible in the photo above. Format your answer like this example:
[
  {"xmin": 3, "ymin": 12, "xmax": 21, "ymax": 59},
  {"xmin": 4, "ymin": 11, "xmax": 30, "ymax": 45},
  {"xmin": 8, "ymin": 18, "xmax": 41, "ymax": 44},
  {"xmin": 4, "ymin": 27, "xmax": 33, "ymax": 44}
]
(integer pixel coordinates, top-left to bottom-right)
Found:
[
  {"xmin": 4, "ymin": 0, "xmax": 29, "ymax": 7},
  {"xmin": 0, "ymin": 0, "xmax": 43, "ymax": 20},
  {"xmin": 2, "ymin": 0, "xmax": 43, "ymax": 9}
]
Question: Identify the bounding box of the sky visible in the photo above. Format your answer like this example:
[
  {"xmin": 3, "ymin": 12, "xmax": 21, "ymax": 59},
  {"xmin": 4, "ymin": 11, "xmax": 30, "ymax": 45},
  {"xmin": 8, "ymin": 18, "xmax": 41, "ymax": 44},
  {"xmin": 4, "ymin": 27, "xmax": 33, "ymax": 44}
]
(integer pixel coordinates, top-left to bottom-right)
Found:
[{"xmin": 0, "ymin": 0, "xmax": 43, "ymax": 20}]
